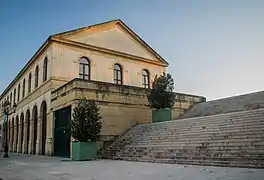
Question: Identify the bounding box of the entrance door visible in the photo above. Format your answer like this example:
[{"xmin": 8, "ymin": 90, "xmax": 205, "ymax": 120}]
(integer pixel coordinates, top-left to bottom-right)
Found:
[{"xmin": 54, "ymin": 106, "xmax": 71, "ymax": 158}]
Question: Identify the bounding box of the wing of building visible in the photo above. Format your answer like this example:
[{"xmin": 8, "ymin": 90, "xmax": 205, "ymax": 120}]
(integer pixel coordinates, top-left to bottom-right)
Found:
[{"xmin": 0, "ymin": 19, "xmax": 205, "ymax": 157}]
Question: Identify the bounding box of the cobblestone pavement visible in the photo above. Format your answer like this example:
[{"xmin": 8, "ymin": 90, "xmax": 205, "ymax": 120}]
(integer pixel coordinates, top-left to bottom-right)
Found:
[{"xmin": 0, "ymin": 153, "xmax": 264, "ymax": 180}]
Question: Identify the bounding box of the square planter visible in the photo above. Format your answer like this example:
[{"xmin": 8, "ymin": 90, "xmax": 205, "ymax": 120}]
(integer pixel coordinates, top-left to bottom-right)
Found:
[
  {"xmin": 152, "ymin": 108, "xmax": 172, "ymax": 123},
  {"xmin": 71, "ymin": 141, "xmax": 97, "ymax": 161}
]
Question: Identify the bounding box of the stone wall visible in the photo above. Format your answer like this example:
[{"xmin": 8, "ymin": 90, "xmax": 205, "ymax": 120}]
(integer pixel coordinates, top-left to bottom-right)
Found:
[
  {"xmin": 52, "ymin": 42, "xmax": 166, "ymax": 87},
  {"xmin": 51, "ymin": 79, "xmax": 205, "ymax": 140}
]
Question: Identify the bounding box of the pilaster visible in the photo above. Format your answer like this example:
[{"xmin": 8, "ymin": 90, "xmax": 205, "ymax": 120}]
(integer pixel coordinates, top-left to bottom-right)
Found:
[{"xmin": 45, "ymin": 112, "xmax": 53, "ymax": 156}]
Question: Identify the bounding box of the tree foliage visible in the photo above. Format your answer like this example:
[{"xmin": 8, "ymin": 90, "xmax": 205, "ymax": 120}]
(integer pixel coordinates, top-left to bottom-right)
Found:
[
  {"xmin": 147, "ymin": 72, "xmax": 176, "ymax": 109},
  {"xmin": 71, "ymin": 98, "xmax": 102, "ymax": 142}
]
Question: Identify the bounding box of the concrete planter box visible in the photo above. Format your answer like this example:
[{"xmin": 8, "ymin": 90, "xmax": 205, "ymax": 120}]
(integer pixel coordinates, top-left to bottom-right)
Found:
[{"xmin": 71, "ymin": 141, "xmax": 97, "ymax": 161}]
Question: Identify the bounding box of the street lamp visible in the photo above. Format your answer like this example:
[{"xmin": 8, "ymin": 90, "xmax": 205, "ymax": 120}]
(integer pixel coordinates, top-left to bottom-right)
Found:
[{"xmin": 2, "ymin": 100, "xmax": 16, "ymax": 158}]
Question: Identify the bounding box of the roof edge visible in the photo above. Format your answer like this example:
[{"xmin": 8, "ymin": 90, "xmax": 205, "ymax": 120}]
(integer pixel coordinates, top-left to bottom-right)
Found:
[{"xmin": 0, "ymin": 37, "xmax": 52, "ymax": 100}]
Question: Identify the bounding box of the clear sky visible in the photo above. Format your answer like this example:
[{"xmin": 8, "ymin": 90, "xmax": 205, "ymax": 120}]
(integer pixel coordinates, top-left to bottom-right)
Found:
[{"xmin": 0, "ymin": 0, "xmax": 264, "ymax": 100}]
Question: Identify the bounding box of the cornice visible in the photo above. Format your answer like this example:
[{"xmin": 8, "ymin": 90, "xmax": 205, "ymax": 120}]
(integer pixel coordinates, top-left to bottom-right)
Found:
[{"xmin": 0, "ymin": 38, "xmax": 52, "ymax": 100}]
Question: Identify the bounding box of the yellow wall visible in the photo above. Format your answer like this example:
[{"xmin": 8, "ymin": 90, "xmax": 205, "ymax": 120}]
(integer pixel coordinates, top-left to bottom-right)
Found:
[{"xmin": 52, "ymin": 43, "xmax": 165, "ymax": 87}]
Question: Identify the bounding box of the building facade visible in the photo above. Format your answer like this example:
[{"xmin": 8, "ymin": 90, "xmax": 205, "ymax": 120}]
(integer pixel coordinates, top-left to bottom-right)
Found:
[{"xmin": 0, "ymin": 19, "xmax": 205, "ymax": 157}]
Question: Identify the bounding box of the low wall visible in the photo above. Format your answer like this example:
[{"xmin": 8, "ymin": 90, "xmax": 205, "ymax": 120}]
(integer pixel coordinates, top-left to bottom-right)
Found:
[{"xmin": 51, "ymin": 78, "xmax": 205, "ymax": 139}]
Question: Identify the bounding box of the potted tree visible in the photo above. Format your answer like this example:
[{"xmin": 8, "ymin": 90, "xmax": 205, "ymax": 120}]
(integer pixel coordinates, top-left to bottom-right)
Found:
[
  {"xmin": 71, "ymin": 98, "xmax": 102, "ymax": 161},
  {"xmin": 147, "ymin": 72, "xmax": 176, "ymax": 123}
]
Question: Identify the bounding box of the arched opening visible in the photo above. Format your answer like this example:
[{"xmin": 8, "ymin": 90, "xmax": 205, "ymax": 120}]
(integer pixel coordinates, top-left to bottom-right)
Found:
[
  {"xmin": 20, "ymin": 113, "xmax": 24, "ymax": 153},
  {"xmin": 43, "ymin": 57, "xmax": 48, "ymax": 82},
  {"xmin": 142, "ymin": 69, "xmax": 150, "ymax": 88},
  {"xmin": 10, "ymin": 92, "xmax": 12, "ymax": 106},
  {"xmin": 26, "ymin": 110, "xmax": 30, "ymax": 154},
  {"xmin": 17, "ymin": 84, "xmax": 20, "ymax": 102},
  {"xmin": 28, "ymin": 73, "xmax": 32, "ymax": 94},
  {"xmin": 35, "ymin": 66, "xmax": 39, "ymax": 89},
  {"xmin": 13, "ymin": 88, "xmax": 16, "ymax": 105},
  {"xmin": 32, "ymin": 106, "xmax": 38, "ymax": 154},
  {"xmin": 113, "ymin": 63, "xmax": 123, "ymax": 85},
  {"xmin": 15, "ymin": 115, "xmax": 19, "ymax": 152},
  {"xmin": 79, "ymin": 57, "xmax": 90, "ymax": 80},
  {"xmin": 40, "ymin": 101, "xmax": 47, "ymax": 155},
  {"xmin": 22, "ymin": 79, "xmax": 26, "ymax": 98}
]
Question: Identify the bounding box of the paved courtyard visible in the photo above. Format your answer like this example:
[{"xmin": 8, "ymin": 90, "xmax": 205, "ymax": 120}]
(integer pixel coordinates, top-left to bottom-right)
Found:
[{"xmin": 0, "ymin": 153, "xmax": 264, "ymax": 180}]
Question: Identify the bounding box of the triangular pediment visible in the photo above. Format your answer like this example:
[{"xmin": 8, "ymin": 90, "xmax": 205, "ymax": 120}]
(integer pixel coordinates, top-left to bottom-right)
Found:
[{"xmin": 52, "ymin": 20, "xmax": 168, "ymax": 65}]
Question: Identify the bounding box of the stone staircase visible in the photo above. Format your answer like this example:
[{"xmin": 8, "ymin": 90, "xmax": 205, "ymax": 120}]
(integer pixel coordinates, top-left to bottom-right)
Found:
[{"xmin": 102, "ymin": 108, "xmax": 264, "ymax": 168}]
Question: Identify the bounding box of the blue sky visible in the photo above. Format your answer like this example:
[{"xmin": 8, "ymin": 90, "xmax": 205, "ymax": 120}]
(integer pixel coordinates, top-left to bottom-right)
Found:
[{"xmin": 0, "ymin": 0, "xmax": 264, "ymax": 100}]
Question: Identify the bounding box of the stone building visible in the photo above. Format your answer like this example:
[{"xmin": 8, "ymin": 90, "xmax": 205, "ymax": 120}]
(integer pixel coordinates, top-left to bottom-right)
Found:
[{"xmin": 0, "ymin": 19, "xmax": 205, "ymax": 157}]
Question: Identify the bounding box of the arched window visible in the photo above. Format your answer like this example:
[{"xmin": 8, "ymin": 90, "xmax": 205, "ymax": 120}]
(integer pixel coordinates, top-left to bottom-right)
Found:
[
  {"xmin": 43, "ymin": 57, "xmax": 48, "ymax": 82},
  {"xmin": 142, "ymin": 69, "xmax": 150, "ymax": 88},
  {"xmin": 13, "ymin": 88, "xmax": 16, "ymax": 105},
  {"xmin": 10, "ymin": 92, "xmax": 12, "ymax": 106},
  {"xmin": 35, "ymin": 66, "xmax": 39, "ymax": 89},
  {"xmin": 79, "ymin": 57, "xmax": 90, "ymax": 80},
  {"xmin": 22, "ymin": 79, "xmax": 26, "ymax": 98},
  {"xmin": 113, "ymin": 63, "xmax": 122, "ymax": 85},
  {"xmin": 17, "ymin": 84, "xmax": 20, "ymax": 102},
  {"xmin": 28, "ymin": 73, "xmax": 32, "ymax": 94}
]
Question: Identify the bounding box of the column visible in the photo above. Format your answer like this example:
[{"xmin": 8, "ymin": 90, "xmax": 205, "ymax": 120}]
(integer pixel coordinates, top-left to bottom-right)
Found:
[
  {"xmin": 9, "ymin": 126, "xmax": 14, "ymax": 152},
  {"xmin": 8, "ymin": 124, "xmax": 12, "ymax": 152},
  {"xmin": 28, "ymin": 119, "xmax": 34, "ymax": 154},
  {"xmin": 70, "ymin": 104, "xmax": 76, "ymax": 159},
  {"xmin": 22, "ymin": 120, "xmax": 28, "ymax": 154},
  {"xmin": 36, "ymin": 116, "xmax": 41, "ymax": 155},
  {"xmin": 13, "ymin": 124, "xmax": 17, "ymax": 152},
  {"xmin": 17, "ymin": 122, "xmax": 22, "ymax": 153},
  {"xmin": 45, "ymin": 111, "xmax": 53, "ymax": 156}
]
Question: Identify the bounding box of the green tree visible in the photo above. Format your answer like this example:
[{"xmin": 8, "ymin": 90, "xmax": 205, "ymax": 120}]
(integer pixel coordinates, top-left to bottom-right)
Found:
[
  {"xmin": 71, "ymin": 98, "xmax": 102, "ymax": 142},
  {"xmin": 147, "ymin": 72, "xmax": 176, "ymax": 109}
]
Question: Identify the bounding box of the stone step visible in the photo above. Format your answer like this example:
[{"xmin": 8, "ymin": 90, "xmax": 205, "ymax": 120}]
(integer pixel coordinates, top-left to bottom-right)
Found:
[
  {"xmin": 137, "ymin": 121, "xmax": 264, "ymax": 134},
  {"xmin": 113, "ymin": 156, "xmax": 264, "ymax": 168},
  {"xmin": 116, "ymin": 152, "xmax": 264, "ymax": 160},
  {"xmin": 148, "ymin": 110, "xmax": 264, "ymax": 123},
  {"xmin": 133, "ymin": 132, "xmax": 264, "ymax": 141},
  {"xmin": 136, "ymin": 110, "xmax": 264, "ymax": 128},
  {"xmin": 118, "ymin": 147, "xmax": 264, "ymax": 155},
  {"xmin": 125, "ymin": 140, "xmax": 264, "ymax": 148},
  {"xmin": 117, "ymin": 131, "xmax": 264, "ymax": 143},
  {"xmin": 121, "ymin": 129, "xmax": 264, "ymax": 141},
  {"xmin": 131, "ymin": 127, "xmax": 264, "ymax": 137},
  {"xmin": 139, "ymin": 117, "xmax": 264, "ymax": 129},
  {"xmin": 120, "ymin": 149, "xmax": 264, "ymax": 156},
  {"xmin": 108, "ymin": 145, "xmax": 264, "ymax": 152},
  {"xmin": 137, "ymin": 120, "xmax": 264, "ymax": 132},
  {"xmin": 132, "ymin": 132, "xmax": 264, "ymax": 140},
  {"xmin": 129, "ymin": 138, "xmax": 264, "ymax": 145},
  {"xmin": 118, "ymin": 148, "xmax": 264, "ymax": 156},
  {"xmin": 109, "ymin": 138, "xmax": 264, "ymax": 151},
  {"xmin": 107, "ymin": 146, "xmax": 264, "ymax": 156}
]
